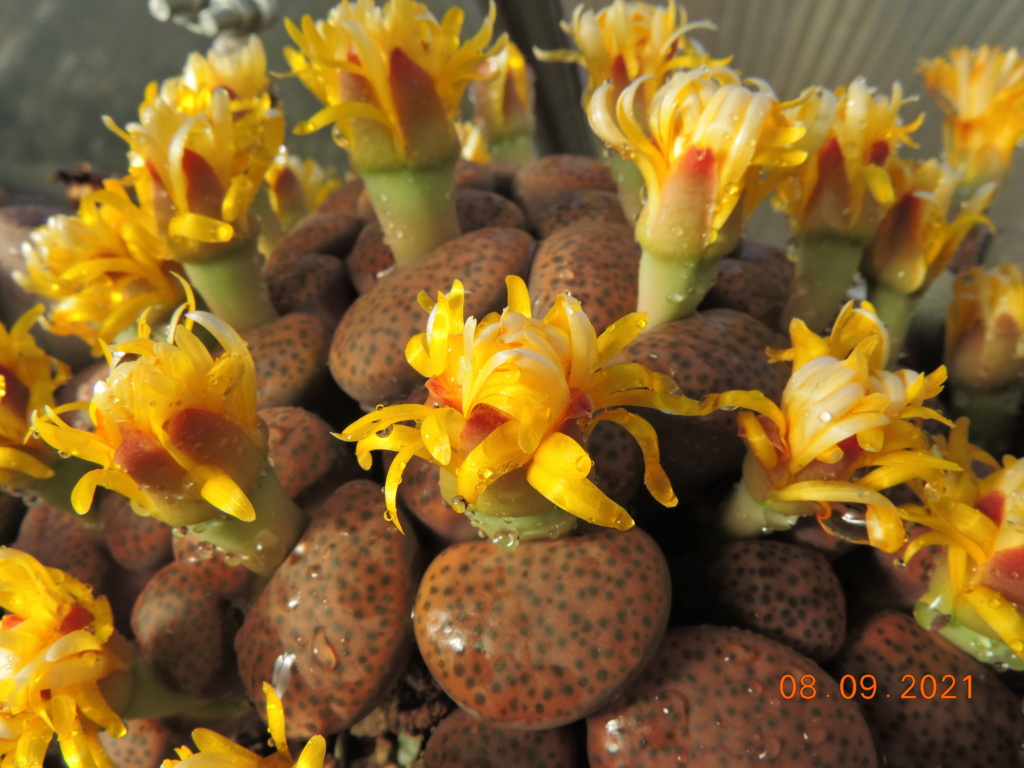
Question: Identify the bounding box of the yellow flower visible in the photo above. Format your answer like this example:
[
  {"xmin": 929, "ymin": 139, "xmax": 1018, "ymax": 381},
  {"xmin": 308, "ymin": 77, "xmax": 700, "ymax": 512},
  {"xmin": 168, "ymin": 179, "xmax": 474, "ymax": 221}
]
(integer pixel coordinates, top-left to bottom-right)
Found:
[
  {"xmin": 0, "ymin": 307, "xmax": 70, "ymax": 487},
  {"xmin": 285, "ymin": 0, "xmax": 505, "ymax": 172},
  {"xmin": 900, "ymin": 419, "xmax": 1024, "ymax": 667},
  {"xmin": 264, "ymin": 151, "xmax": 341, "ymax": 232},
  {"xmin": 946, "ymin": 263, "xmax": 1024, "ymax": 392},
  {"xmin": 33, "ymin": 302, "xmax": 267, "ymax": 527},
  {"xmin": 338, "ymin": 277, "xmax": 701, "ymax": 534},
  {"xmin": 772, "ymin": 78, "xmax": 923, "ymax": 243},
  {"xmin": 147, "ymin": 35, "xmax": 273, "ymax": 117},
  {"xmin": 17, "ymin": 181, "xmax": 185, "ymax": 355},
  {"xmin": 164, "ymin": 683, "xmax": 325, "ymax": 768},
  {"xmin": 473, "ymin": 42, "xmax": 535, "ymax": 142},
  {"xmin": 862, "ymin": 158, "xmax": 993, "ymax": 296},
  {"xmin": 536, "ymin": 0, "xmax": 724, "ymax": 109},
  {"xmin": 920, "ymin": 45, "xmax": 1024, "ymax": 191},
  {"xmin": 589, "ymin": 67, "xmax": 807, "ymax": 261},
  {"xmin": 0, "ymin": 547, "xmax": 129, "ymax": 768},
  {"xmin": 106, "ymin": 88, "xmax": 284, "ymax": 261},
  {"xmin": 715, "ymin": 300, "xmax": 954, "ymax": 551}
]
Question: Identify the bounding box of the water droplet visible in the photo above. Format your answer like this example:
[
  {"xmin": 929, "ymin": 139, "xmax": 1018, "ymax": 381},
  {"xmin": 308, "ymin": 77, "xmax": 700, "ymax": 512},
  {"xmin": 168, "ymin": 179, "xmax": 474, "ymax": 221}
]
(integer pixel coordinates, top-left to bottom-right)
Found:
[
  {"xmin": 393, "ymin": 229, "xmax": 405, "ymax": 240},
  {"xmin": 667, "ymin": 292, "xmax": 685, "ymax": 304},
  {"xmin": 286, "ymin": 595, "xmax": 300, "ymax": 611},
  {"xmin": 271, "ymin": 652, "xmax": 297, "ymax": 698},
  {"xmin": 478, "ymin": 467, "xmax": 494, "ymax": 480},
  {"xmin": 307, "ymin": 565, "xmax": 323, "ymax": 580},
  {"xmin": 576, "ymin": 455, "xmax": 593, "ymax": 473},
  {"xmin": 818, "ymin": 411, "xmax": 833, "ymax": 423},
  {"xmin": 375, "ymin": 424, "xmax": 394, "ymax": 438},
  {"xmin": 670, "ymin": 226, "xmax": 686, "ymax": 238},
  {"xmin": 450, "ymin": 496, "xmax": 469, "ymax": 513},
  {"xmin": 491, "ymin": 528, "xmax": 520, "ymax": 551},
  {"xmin": 378, "ymin": 193, "xmax": 389, "ymax": 203},
  {"xmin": 171, "ymin": 526, "xmax": 188, "ymax": 538},
  {"xmin": 720, "ymin": 642, "xmax": 758, "ymax": 664},
  {"xmin": 635, "ymin": 318, "xmax": 648, "ymax": 330},
  {"xmin": 311, "ymin": 626, "xmax": 339, "ymax": 670},
  {"xmin": 1010, "ymin": 639, "xmax": 1024, "ymax": 654},
  {"xmin": 746, "ymin": 680, "xmax": 763, "ymax": 695},
  {"xmin": 375, "ymin": 403, "xmax": 385, "ymax": 411},
  {"xmin": 757, "ymin": 736, "xmax": 781, "ymax": 761}
]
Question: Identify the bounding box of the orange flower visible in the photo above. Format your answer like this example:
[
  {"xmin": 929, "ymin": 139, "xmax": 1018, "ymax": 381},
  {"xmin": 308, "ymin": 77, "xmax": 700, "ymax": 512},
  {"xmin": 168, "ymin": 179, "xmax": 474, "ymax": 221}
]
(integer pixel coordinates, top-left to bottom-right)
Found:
[
  {"xmin": 34, "ymin": 303, "xmax": 266, "ymax": 527},
  {"xmin": 713, "ymin": 301, "xmax": 954, "ymax": 551},
  {"xmin": 920, "ymin": 45, "xmax": 1024, "ymax": 191},
  {"xmin": 0, "ymin": 308, "xmax": 70, "ymax": 488},
  {"xmin": 773, "ymin": 78, "xmax": 923, "ymax": 243},
  {"xmin": 0, "ymin": 548, "xmax": 130, "ymax": 768},
  {"xmin": 338, "ymin": 277, "xmax": 701, "ymax": 536},
  {"xmin": 286, "ymin": 0, "xmax": 505, "ymax": 172},
  {"xmin": 901, "ymin": 420, "xmax": 1024, "ymax": 668}
]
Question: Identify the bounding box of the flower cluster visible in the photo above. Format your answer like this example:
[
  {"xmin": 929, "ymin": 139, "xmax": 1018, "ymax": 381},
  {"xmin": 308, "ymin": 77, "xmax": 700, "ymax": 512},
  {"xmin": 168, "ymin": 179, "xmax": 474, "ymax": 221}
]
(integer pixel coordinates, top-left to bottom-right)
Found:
[
  {"xmin": 713, "ymin": 301, "xmax": 955, "ymax": 551},
  {"xmin": 470, "ymin": 42, "xmax": 537, "ymax": 164},
  {"xmin": 900, "ymin": 420, "xmax": 1024, "ymax": 667},
  {"xmin": 0, "ymin": 548, "xmax": 129, "ymax": 768},
  {"xmin": 862, "ymin": 158, "xmax": 992, "ymax": 297},
  {"xmin": 286, "ymin": 0, "xmax": 505, "ymax": 172},
  {"xmin": 33, "ymin": 300, "xmax": 266, "ymax": 527},
  {"xmin": 148, "ymin": 34, "xmax": 273, "ymax": 117},
  {"xmin": 107, "ymin": 72, "xmax": 284, "ymax": 262},
  {"xmin": 0, "ymin": 308, "xmax": 70, "ymax": 488},
  {"xmin": 920, "ymin": 45, "xmax": 1024, "ymax": 192},
  {"xmin": 538, "ymin": 0, "xmax": 723, "ymax": 109},
  {"xmin": 264, "ymin": 151, "xmax": 341, "ymax": 233},
  {"xmin": 772, "ymin": 78, "xmax": 923, "ymax": 243},
  {"xmin": 946, "ymin": 262, "xmax": 1024, "ymax": 394},
  {"xmin": 338, "ymin": 277, "xmax": 702, "ymax": 535},
  {"xmin": 590, "ymin": 67, "xmax": 807, "ymax": 263},
  {"xmin": 18, "ymin": 181, "xmax": 185, "ymax": 354}
]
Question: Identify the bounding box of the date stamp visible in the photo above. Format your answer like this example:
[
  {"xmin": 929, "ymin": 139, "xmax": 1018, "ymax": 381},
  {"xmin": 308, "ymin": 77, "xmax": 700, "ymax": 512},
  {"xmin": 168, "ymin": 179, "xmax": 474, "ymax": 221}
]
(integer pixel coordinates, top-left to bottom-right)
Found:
[{"xmin": 778, "ymin": 673, "xmax": 973, "ymax": 700}]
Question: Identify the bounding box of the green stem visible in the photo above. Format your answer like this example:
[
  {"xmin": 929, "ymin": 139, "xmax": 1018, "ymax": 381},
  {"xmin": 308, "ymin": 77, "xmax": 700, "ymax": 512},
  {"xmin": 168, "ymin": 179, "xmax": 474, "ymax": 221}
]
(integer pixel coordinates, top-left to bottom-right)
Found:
[
  {"xmin": 188, "ymin": 462, "xmax": 307, "ymax": 577},
  {"xmin": 359, "ymin": 160, "xmax": 461, "ymax": 266},
  {"xmin": 464, "ymin": 506, "xmax": 578, "ymax": 549},
  {"xmin": 949, "ymin": 383, "xmax": 1024, "ymax": 456},
  {"xmin": 780, "ymin": 232, "xmax": 865, "ymax": 334},
  {"xmin": 636, "ymin": 249, "xmax": 721, "ymax": 328},
  {"xmin": 104, "ymin": 657, "xmax": 250, "ymax": 721},
  {"xmin": 720, "ymin": 479, "xmax": 785, "ymax": 539},
  {"xmin": 14, "ymin": 454, "xmax": 101, "ymax": 523},
  {"xmin": 182, "ymin": 240, "xmax": 278, "ymax": 331},
  {"xmin": 866, "ymin": 282, "xmax": 917, "ymax": 369},
  {"xmin": 487, "ymin": 133, "xmax": 537, "ymax": 167},
  {"xmin": 607, "ymin": 151, "xmax": 644, "ymax": 224}
]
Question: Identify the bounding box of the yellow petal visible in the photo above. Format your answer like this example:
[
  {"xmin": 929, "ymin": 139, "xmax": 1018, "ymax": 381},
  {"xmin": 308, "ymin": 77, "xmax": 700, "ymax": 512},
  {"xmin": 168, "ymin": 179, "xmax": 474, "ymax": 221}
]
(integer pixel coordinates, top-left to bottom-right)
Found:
[
  {"xmin": 585, "ymin": 408, "xmax": 676, "ymax": 506},
  {"xmin": 200, "ymin": 472, "xmax": 256, "ymax": 522},
  {"xmin": 526, "ymin": 432, "xmax": 632, "ymax": 529},
  {"xmin": 964, "ymin": 585, "xmax": 1024, "ymax": 663}
]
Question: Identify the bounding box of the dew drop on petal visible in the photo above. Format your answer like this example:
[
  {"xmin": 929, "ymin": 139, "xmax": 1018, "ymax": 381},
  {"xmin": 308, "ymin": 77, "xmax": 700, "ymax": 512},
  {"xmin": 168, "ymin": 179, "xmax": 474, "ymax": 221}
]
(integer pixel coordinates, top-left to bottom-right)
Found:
[{"xmin": 818, "ymin": 411, "xmax": 833, "ymax": 423}]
